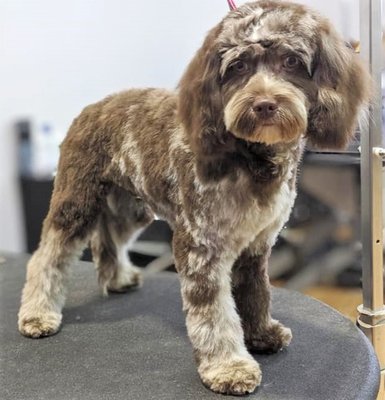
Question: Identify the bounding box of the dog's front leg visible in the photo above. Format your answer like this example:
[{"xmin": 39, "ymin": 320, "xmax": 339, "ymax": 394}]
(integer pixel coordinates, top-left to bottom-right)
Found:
[
  {"xmin": 173, "ymin": 230, "xmax": 261, "ymax": 395},
  {"xmin": 232, "ymin": 245, "xmax": 292, "ymax": 354}
]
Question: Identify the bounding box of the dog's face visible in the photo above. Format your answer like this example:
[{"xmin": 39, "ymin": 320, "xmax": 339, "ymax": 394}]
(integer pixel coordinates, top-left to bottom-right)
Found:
[
  {"xmin": 178, "ymin": 1, "xmax": 371, "ymax": 179},
  {"xmin": 220, "ymin": 13, "xmax": 313, "ymax": 146}
]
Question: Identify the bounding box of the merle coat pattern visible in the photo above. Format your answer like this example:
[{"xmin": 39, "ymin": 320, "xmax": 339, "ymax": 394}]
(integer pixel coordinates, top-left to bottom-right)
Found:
[{"xmin": 18, "ymin": 1, "xmax": 370, "ymax": 395}]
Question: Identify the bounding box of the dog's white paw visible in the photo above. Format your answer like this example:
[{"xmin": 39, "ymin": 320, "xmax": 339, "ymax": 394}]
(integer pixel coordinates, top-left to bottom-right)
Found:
[
  {"xmin": 18, "ymin": 311, "xmax": 62, "ymax": 338},
  {"xmin": 106, "ymin": 265, "xmax": 142, "ymax": 293},
  {"xmin": 199, "ymin": 357, "xmax": 262, "ymax": 395}
]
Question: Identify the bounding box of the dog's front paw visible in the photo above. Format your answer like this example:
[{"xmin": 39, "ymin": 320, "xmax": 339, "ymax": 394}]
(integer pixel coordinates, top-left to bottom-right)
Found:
[
  {"xmin": 18, "ymin": 311, "xmax": 62, "ymax": 338},
  {"xmin": 106, "ymin": 265, "xmax": 142, "ymax": 293},
  {"xmin": 246, "ymin": 319, "xmax": 292, "ymax": 354},
  {"xmin": 199, "ymin": 358, "xmax": 262, "ymax": 395}
]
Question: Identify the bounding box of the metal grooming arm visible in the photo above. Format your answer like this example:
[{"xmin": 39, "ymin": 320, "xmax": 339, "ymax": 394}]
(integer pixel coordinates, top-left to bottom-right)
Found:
[{"xmin": 358, "ymin": 1, "xmax": 385, "ymax": 398}]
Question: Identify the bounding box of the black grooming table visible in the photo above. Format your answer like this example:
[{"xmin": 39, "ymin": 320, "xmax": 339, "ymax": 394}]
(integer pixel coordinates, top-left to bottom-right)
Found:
[{"xmin": 0, "ymin": 254, "xmax": 380, "ymax": 400}]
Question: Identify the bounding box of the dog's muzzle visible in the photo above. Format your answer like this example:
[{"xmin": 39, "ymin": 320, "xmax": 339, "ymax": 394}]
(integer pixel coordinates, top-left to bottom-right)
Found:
[{"xmin": 224, "ymin": 73, "xmax": 308, "ymax": 145}]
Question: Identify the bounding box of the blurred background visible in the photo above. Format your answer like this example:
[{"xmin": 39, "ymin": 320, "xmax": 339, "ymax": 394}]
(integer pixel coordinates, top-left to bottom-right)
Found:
[{"xmin": 0, "ymin": 0, "xmax": 383, "ymax": 318}]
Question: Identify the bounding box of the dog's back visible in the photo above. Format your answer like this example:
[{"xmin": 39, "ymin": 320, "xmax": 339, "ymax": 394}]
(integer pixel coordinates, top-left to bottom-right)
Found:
[{"xmin": 53, "ymin": 88, "xmax": 181, "ymax": 231}]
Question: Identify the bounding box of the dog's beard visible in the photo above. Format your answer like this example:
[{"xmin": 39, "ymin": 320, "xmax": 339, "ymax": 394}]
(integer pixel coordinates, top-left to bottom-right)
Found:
[{"xmin": 224, "ymin": 74, "xmax": 308, "ymax": 145}]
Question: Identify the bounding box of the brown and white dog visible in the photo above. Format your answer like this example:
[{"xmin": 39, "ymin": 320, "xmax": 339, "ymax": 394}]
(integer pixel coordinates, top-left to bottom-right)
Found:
[{"xmin": 18, "ymin": 0, "xmax": 370, "ymax": 395}]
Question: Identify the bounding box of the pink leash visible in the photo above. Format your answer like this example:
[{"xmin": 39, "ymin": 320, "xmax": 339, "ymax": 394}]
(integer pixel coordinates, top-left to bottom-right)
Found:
[{"xmin": 227, "ymin": 0, "xmax": 237, "ymax": 10}]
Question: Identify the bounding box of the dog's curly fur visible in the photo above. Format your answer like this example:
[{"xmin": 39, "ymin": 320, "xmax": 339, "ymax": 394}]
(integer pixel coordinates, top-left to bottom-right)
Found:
[{"xmin": 18, "ymin": 1, "xmax": 370, "ymax": 395}]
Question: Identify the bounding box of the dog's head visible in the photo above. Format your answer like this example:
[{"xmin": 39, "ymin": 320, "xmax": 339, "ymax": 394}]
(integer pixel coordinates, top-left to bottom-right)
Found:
[{"xmin": 178, "ymin": 0, "xmax": 371, "ymax": 180}]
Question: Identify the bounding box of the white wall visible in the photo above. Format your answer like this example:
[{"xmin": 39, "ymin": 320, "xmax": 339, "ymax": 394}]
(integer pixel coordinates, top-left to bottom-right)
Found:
[{"xmin": 0, "ymin": 0, "xmax": 361, "ymax": 252}]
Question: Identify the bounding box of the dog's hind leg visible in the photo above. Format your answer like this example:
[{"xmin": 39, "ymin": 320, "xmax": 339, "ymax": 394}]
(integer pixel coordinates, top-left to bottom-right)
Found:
[
  {"xmin": 91, "ymin": 185, "xmax": 154, "ymax": 295},
  {"xmin": 18, "ymin": 184, "xmax": 106, "ymax": 338},
  {"xmin": 18, "ymin": 227, "xmax": 86, "ymax": 338},
  {"xmin": 18, "ymin": 141, "xmax": 111, "ymax": 338},
  {"xmin": 232, "ymin": 242, "xmax": 292, "ymax": 354}
]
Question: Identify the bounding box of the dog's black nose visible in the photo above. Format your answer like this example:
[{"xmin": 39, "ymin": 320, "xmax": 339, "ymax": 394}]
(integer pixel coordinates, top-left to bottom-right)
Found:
[{"xmin": 253, "ymin": 101, "xmax": 278, "ymax": 119}]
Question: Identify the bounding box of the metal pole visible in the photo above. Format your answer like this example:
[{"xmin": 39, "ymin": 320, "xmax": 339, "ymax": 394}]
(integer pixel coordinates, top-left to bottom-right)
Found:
[{"xmin": 358, "ymin": 1, "xmax": 385, "ymax": 398}]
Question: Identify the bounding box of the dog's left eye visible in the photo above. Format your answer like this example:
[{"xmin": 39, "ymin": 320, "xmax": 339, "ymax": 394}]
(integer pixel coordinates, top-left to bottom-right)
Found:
[
  {"xmin": 230, "ymin": 60, "xmax": 249, "ymax": 74},
  {"xmin": 283, "ymin": 56, "xmax": 300, "ymax": 69}
]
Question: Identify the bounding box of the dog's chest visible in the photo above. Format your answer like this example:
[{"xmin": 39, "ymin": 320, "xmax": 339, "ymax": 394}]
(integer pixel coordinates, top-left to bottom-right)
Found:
[
  {"xmin": 235, "ymin": 175, "xmax": 296, "ymax": 239},
  {"xmin": 189, "ymin": 166, "xmax": 297, "ymax": 252}
]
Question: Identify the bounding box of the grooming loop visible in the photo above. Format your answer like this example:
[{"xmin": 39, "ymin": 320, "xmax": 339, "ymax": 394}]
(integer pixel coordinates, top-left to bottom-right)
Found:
[{"xmin": 227, "ymin": 0, "xmax": 237, "ymax": 10}]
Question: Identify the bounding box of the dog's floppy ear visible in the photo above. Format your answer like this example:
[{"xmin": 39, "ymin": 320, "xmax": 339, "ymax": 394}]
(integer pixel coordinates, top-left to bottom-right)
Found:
[
  {"xmin": 307, "ymin": 25, "xmax": 371, "ymax": 149},
  {"xmin": 178, "ymin": 23, "xmax": 236, "ymax": 182}
]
